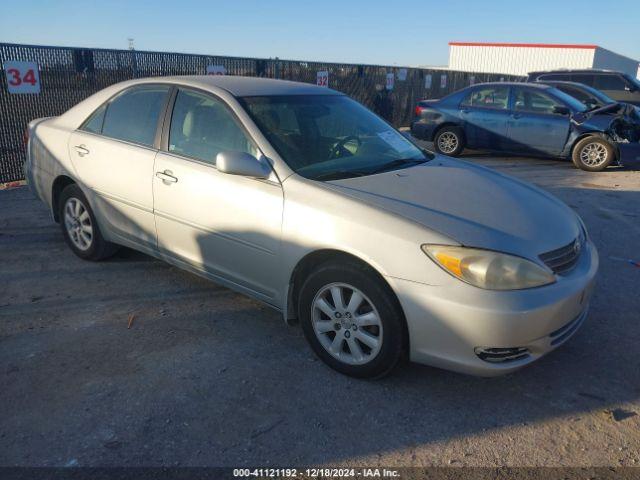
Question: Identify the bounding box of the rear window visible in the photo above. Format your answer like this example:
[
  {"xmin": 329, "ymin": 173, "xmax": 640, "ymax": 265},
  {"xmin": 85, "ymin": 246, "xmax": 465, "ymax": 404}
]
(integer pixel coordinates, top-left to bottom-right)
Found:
[{"xmin": 80, "ymin": 104, "xmax": 107, "ymax": 134}]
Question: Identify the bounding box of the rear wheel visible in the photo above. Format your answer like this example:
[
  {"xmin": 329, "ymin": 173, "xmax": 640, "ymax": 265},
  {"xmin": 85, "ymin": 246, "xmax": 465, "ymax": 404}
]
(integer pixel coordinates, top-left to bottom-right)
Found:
[
  {"xmin": 59, "ymin": 184, "xmax": 119, "ymax": 261},
  {"xmin": 434, "ymin": 126, "xmax": 465, "ymax": 156},
  {"xmin": 298, "ymin": 261, "xmax": 405, "ymax": 378},
  {"xmin": 572, "ymin": 136, "xmax": 615, "ymax": 172}
]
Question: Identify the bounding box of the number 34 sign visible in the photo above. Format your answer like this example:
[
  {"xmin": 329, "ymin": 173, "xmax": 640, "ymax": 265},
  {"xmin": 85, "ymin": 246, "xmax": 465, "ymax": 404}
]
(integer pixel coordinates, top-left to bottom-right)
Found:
[{"xmin": 4, "ymin": 61, "xmax": 41, "ymax": 94}]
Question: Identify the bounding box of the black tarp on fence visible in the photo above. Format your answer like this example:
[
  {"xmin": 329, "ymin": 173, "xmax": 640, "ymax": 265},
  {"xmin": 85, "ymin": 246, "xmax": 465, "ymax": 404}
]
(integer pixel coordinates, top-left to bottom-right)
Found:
[{"xmin": 0, "ymin": 42, "xmax": 519, "ymax": 183}]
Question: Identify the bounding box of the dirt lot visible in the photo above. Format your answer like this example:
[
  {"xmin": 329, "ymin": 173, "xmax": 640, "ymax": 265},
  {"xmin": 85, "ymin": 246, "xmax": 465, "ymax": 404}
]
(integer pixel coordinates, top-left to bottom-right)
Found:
[{"xmin": 1, "ymin": 151, "xmax": 639, "ymax": 468}]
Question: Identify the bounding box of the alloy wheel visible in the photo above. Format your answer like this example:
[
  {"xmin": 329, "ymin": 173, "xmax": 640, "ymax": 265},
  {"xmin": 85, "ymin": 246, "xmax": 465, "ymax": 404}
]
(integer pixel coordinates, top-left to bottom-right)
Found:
[
  {"xmin": 311, "ymin": 282, "xmax": 383, "ymax": 365},
  {"xmin": 437, "ymin": 132, "xmax": 459, "ymax": 154},
  {"xmin": 580, "ymin": 142, "xmax": 608, "ymax": 167},
  {"xmin": 64, "ymin": 197, "xmax": 93, "ymax": 251}
]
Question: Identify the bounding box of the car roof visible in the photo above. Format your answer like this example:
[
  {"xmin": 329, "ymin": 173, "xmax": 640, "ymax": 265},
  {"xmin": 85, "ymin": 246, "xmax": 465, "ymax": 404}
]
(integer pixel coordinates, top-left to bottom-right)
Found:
[
  {"xmin": 471, "ymin": 81, "xmax": 550, "ymax": 89},
  {"xmin": 149, "ymin": 75, "xmax": 342, "ymax": 97},
  {"xmin": 528, "ymin": 69, "xmax": 622, "ymax": 75},
  {"xmin": 536, "ymin": 80, "xmax": 590, "ymax": 88}
]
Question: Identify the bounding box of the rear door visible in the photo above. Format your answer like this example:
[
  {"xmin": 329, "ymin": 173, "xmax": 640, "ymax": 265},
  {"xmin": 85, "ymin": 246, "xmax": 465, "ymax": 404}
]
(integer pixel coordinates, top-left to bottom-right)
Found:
[
  {"xmin": 153, "ymin": 87, "xmax": 283, "ymax": 303},
  {"xmin": 68, "ymin": 84, "xmax": 170, "ymax": 248},
  {"xmin": 458, "ymin": 85, "xmax": 511, "ymax": 150},
  {"xmin": 507, "ymin": 87, "xmax": 570, "ymax": 156}
]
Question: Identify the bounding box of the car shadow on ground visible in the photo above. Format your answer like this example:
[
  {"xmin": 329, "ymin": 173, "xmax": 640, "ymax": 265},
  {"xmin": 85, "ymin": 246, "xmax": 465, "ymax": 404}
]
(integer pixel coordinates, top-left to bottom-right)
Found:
[{"xmin": 0, "ymin": 173, "xmax": 639, "ymax": 467}]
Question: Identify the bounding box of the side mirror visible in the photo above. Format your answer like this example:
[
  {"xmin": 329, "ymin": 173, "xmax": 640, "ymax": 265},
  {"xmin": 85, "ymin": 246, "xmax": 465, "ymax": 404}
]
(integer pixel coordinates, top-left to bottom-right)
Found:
[
  {"xmin": 216, "ymin": 151, "xmax": 271, "ymax": 179},
  {"xmin": 553, "ymin": 105, "xmax": 570, "ymax": 116}
]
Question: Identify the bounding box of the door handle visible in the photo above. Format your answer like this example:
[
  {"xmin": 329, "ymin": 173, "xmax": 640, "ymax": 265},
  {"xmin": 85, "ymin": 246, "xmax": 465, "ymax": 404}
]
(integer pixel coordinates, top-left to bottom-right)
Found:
[
  {"xmin": 511, "ymin": 113, "xmax": 522, "ymax": 119},
  {"xmin": 461, "ymin": 108, "xmax": 470, "ymax": 114},
  {"xmin": 156, "ymin": 170, "xmax": 178, "ymax": 184},
  {"xmin": 74, "ymin": 144, "xmax": 90, "ymax": 157}
]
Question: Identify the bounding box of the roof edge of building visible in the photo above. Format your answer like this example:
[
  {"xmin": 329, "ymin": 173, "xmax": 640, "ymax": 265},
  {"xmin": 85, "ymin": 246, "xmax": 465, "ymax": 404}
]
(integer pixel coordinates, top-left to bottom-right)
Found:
[{"xmin": 449, "ymin": 42, "xmax": 598, "ymax": 49}]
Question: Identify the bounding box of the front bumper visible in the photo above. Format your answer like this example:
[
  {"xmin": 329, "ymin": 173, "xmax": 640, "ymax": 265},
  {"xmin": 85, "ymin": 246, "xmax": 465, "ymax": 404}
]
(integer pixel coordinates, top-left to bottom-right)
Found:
[
  {"xmin": 617, "ymin": 142, "xmax": 640, "ymax": 164},
  {"xmin": 386, "ymin": 239, "xmax": 599, "ymax": 376}
]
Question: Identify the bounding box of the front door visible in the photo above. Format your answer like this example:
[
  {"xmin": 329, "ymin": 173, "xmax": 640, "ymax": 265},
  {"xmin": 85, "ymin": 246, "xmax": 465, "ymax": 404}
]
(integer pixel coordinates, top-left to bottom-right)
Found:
[
  {"xmin": 153, "ymin": 88, "xmax": 284, "ymax": 302},
  {"xmin": 68, "ymin": 84, "xmax": 170, "ymax": 248},
  {"xmin": 507, "ymin": 87, "xmax": 570, "ymax": 156}
]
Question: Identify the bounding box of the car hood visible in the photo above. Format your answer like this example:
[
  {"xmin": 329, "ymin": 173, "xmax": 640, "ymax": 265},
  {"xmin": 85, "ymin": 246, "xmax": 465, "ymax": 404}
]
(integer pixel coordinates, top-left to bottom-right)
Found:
[
  {"xmin": 326, "ymin": 157, "xmax": 581, "ymax": 258},
  {"xmin": 573, "ymin": 103, "xmax": 640, "ymax": 143}
]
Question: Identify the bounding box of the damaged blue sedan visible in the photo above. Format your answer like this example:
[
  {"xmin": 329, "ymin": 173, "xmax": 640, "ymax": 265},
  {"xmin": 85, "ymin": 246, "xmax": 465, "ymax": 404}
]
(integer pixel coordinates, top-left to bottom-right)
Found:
[{"xmin": 411, "ymin": 82, "xmax": 640, "ymax": 171}]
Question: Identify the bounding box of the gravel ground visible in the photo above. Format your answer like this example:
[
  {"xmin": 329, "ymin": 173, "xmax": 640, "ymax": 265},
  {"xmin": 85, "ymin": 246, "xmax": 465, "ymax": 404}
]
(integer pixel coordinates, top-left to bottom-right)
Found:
[{"xmin": 1, "ymin": 151, "xmax": 639, "ymax": 468}]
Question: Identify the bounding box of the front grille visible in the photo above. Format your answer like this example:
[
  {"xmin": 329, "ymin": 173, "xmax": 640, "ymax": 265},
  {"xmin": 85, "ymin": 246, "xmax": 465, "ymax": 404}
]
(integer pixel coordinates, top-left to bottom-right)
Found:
[
  {"xmin": 474, "ymin": 347, "xmax": 530, "ymax": 363},
  {"xmin": 539, "ymin": 237, "xmax": 582, "ymax": 275}
]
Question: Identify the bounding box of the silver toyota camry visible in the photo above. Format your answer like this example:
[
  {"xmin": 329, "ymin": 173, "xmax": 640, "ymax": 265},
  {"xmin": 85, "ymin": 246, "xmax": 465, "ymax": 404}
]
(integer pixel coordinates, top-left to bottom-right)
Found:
[{"xmin": 24, "ymin": 76, "xmax": 598, "ymax": 378}]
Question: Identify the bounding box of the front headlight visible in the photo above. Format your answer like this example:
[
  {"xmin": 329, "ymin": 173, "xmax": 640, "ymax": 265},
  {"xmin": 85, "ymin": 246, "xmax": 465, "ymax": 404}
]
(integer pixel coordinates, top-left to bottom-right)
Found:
[{"xmin": 422, "ymin": 245, "xmax": 556, "ymax": 290}]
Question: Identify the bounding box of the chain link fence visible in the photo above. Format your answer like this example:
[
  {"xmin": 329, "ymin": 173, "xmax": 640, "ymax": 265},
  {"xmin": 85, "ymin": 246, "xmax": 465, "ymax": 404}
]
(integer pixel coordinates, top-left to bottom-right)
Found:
[{"xmin": 0, "ymin": 42, "xmax": 520, "ymax": 183}]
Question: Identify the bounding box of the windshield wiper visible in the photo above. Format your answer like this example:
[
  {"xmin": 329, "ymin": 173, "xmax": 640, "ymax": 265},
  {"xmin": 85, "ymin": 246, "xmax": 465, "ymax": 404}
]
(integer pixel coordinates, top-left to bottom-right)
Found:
[
  {"xmin": 366, "ymin": 158, "xmax": 428, "ymax": 175},
  {"xmin": 310, "ymin": 170, "xmax": 368, "ymax": 181}
]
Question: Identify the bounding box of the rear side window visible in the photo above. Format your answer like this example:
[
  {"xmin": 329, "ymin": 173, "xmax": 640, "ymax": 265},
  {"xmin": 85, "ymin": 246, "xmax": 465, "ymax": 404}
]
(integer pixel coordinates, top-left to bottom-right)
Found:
[
  {"xmin": 593, "ymin": 74, "xmax": 627, "ymax": 90},
  {"xmin": 80, "ymin": 104, "xmax": 107, "ymax": 134},
  {"xmin": 570, "ymin": 74, "xmax": 595, "ymax": 86},
  {"xmin": 538, "ymin": 74, "xmax": 570, "ymax": 82},
  {"xmin": 168, "ymin": 89, "xmax": 257, "ymax": 165},
  {"xmin": 461, "ymin": 86, "xmax": 509, "ymax": 109},
  {"xmin": 101, "ymin": 86, "xmax": 169, "ymax": 147}
]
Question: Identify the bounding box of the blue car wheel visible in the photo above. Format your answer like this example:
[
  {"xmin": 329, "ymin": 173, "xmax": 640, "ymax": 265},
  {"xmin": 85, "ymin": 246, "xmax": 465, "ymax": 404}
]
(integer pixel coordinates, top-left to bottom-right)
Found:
[{"xmin": 434, "ymin": 126, "xmax": 465, "ymax": 156}]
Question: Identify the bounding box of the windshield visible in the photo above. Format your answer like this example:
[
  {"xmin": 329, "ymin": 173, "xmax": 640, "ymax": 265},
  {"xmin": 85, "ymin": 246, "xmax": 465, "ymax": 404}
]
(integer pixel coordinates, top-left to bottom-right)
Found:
[
  {"xmin": 239, "ymin": 95, "xmax": 430, "ymax": 180},
  {"xmin": 555, "ymin": 83, "xmax": 615, "ymax": 107},
  {"xmin": 548, "ymin": 88, "xmax": 589, "ymax": 113},
  {"xmin": 624, "ymin": 74, "xmax": 640, "ymax": 90}
]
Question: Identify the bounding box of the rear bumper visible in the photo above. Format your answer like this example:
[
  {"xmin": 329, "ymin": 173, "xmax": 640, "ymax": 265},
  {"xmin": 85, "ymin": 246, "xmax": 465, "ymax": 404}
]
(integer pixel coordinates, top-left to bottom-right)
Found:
[
  {"xmin": 410, "ymin": 121, "xmax": 437, "ymax": 141},
  {"xmin": 387, "ymin": 239, "xmax": 599, "ymax": 376}
]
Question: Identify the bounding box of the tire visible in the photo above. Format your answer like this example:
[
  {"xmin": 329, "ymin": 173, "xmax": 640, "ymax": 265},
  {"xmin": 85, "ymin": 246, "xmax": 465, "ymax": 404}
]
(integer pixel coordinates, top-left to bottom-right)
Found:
[
  {"xmin": 58, "ymin": 184, "xmax": 119, "ymax": 261},
  {"xmin": 298, "ymin": 260, "xmax": 405, "ymax": 378},
  {"xmin": 571, "ymin": 136, "xmax": 615, "ymax": 172},
  {"xmin": 433, "ymin": 126, "xmax": 465, "ymax": 156}
]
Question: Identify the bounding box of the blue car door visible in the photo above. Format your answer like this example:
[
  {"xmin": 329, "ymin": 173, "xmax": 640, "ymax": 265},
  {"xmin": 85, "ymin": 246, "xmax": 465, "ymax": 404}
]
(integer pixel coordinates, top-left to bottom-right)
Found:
[
  {"xmin": 459, "ymin": 85, "xmax": 511, "ymax": 150},
  {"xmin": 507, "ymin": 87, "xmax": 570, "ymax": 156}
]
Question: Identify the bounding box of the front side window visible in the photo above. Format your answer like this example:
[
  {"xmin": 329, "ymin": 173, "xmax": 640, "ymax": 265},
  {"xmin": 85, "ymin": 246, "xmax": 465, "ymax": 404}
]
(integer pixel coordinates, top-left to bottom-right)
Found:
[
  {"xmin": 169, "ymin": 89, "xmax": 258, "ymax": 165},
  {"xmin": 514, "ymin": 89, "xmax": 562, "ymax": 114},
  {"xmin": 594, "ymin": 74, "xmax": 627, "ymax": 90},
  {"xmin": 461, "ymin": 86, "xmax": 509, "ymax": 109},
  {"xmin": 101, "ymin": 85, "xmax": 169, "ymax": 146},
  {"xmin": 240, "ymin": 95, "xmax": 429, "ymax": 180}
]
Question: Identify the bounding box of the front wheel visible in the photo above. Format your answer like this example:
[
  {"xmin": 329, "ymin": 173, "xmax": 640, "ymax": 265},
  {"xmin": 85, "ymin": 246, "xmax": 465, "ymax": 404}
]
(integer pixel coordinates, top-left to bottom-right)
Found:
[
  {"xmin": 298, "ymin": 261, "xmax": 405, "ymax": 378},
  {"xmin": 433, "ymin": 126, "xmax": 465, "ymax": 156},
  {"xmin": 572, "ymin": 136, "xmax": 615, "ymax": 172}
]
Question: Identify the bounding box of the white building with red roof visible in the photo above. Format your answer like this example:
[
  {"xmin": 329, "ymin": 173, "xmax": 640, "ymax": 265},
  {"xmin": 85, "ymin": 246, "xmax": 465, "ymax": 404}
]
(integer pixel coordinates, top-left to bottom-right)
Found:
[{"xmin": 448, "ymin": 42, "xmax": 639, "ymax": 77}]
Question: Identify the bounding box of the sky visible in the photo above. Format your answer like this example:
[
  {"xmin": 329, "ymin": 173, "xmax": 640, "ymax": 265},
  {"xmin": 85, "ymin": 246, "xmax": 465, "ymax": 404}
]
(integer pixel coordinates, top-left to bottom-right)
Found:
[{"xmin": 1, "ymin": 0, "xmax": 639, "ymax": 67}]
